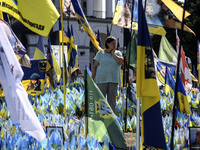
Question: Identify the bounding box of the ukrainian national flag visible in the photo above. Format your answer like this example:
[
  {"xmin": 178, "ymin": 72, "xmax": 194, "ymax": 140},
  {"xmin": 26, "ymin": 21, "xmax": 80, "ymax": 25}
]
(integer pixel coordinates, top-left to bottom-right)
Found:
[
  {"xmin": 58, "ymin": 18, "xmax": 68, "ymax": 44},
  {"xmin": 0, "ymin": 0, "xmax": 60, "ymax": 37},
  {"xmin": 96, "ymin": 30, "xmax": 102, "ymax": 48},
  {"xmin": 165, "ymin": 67, "xmax": 175, "ymax": 95},
  {"xmin": 112, "ymin": 0, "xmax": 125, "ymax": 25},
  {"xmin": 136, "ymin": 0, "xmax": 166, "ymax": 149},
  {"xmin": 177, "ymin": 75, "xmax": 192, "ymax": 115},
  {"xmin": 46, "ymin": 36, "xmax": 61, "ymax": 87},
  {"xmin": 189, "ymin": 116, "xmax": 198, "ymax": 127},
  {"xmin": 33, "ymin": 36, "xmax": 46, "ymax": 60},
  {"xmin": 71, "ymin": 0, "xmax": 103, "ymax": 52},
  {"xmin": 68, "ymin": 25, "xmax": 77, "ymax": 68}
]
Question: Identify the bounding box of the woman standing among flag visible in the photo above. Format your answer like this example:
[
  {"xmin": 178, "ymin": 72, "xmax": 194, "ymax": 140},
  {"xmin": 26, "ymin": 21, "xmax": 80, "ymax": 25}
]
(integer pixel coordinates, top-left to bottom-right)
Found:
[{"xmin": 92, "ymin": 36, "xmax": 123, "ymax": 113}]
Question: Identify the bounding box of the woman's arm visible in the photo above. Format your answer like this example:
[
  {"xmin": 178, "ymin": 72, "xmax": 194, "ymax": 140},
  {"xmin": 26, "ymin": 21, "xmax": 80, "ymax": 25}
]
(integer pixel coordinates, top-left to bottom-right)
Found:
[
  {"xmin": 92, "ymin": 60, "xmax": 99, "ymax": 80},
  {"xmin": 111, "ymin": 50, "xmax": 124, "ymax": 65}
]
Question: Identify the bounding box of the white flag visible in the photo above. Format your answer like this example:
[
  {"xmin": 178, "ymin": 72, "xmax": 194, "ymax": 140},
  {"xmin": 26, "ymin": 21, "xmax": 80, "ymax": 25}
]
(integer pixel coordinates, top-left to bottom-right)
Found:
[{"xmin": 0, "ymin": 24, "xmax": 45, "ymax": 142}]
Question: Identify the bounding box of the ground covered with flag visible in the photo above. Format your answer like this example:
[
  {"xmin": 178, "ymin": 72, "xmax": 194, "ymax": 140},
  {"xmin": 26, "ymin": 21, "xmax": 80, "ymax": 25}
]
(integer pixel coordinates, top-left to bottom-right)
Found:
[{"xmin": 0, "ymin": 76, "xmax": 199, "ymax": 149}]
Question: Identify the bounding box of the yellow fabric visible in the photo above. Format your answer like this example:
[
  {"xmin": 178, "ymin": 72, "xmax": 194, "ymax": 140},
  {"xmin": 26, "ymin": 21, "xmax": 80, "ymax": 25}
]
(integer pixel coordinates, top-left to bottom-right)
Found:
[
  {"xmin": 33, "ymin": 47, "xmax": 46, "ymax": 60},
  {"xmin": 136, "ymin": 45, "xmax": 160, "ymax": 112},
  {"xmin": 76, "ymin": 13, "xmax": 103, "ymax": 52},
  {"xmin": 198, "ymin": 64, "xmax": 200, "ymax": 85},
  {"xmin": 112, "ymin": 5, "xmax": 124, "ymax": 25},
  {"xmin": 162, "ymin": 0, "xmax": 190, "ymax": 21},
  {"xmin": 0, "ymin": 11, "xmax": 3, "ymax": 20},
  {"xmin": 164, "ymin": 84, "xmax": 173, "ymax": 95},
  {"xmin": 190, "ymin": 72, "xmax": 198, "ymax": 82},
  {"xmin": 177, "ymin": 92, "xmax": 192, "ymax": 115},
  {"xmin": 59, "ymin": 30, "xmax": 69, "ymax": 44},
  {"xmin": 132, "ymin": 23, "xmax": 166, "ymax": 36},
  {"xmin": 52, "ymin": 53, "xmax": 61, "ymax": 82},
  {"xmin": 0, "ymin": 0, "xmax": 60, "ymax": 36}
]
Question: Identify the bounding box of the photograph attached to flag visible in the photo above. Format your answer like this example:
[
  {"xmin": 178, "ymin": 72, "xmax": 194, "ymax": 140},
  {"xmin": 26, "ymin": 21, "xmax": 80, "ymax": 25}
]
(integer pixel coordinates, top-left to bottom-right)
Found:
[
  {"xmin": 22, "ymin": 60, "xmax": 46, "ymax": 96},
  {"xmin": 62, "ymin": 0, "xmax": 76, "ymax": 18},
  {"xmin": 136, "ymin": 0, "xmax": 166, "ymax": 149},
  {"xmin": 85, "ymin": 69, "xmax": 126, "ymax": 149},
  {"xmin": 112, "ymin": 0, "xmax": 194, "ymax": 36},
  {"xmin": 0, "ymin": 19, "xmax": 27, "ymax": 60},
  {"xmin": 0, "ymin": 0, "xmax": 60, "ymax": 36}
]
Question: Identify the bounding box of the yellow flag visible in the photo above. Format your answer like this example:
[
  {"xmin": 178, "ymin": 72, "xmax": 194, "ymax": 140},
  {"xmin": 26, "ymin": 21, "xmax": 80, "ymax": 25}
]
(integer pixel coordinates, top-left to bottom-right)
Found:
[{"xmin": 0, "ymin": 0, "xmax": 60, "ymax": 37}]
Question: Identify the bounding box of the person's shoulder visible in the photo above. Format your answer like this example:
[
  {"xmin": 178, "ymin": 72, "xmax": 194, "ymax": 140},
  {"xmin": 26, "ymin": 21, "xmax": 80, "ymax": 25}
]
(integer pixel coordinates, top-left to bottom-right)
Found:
[{"xmin": 115, "ymin": 50, "xmax": 122, "ymax": 56}]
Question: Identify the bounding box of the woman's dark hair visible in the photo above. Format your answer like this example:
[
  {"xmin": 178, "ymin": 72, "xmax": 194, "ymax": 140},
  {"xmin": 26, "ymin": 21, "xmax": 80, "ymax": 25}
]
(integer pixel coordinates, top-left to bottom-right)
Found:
[{"xmin": 105, "ymin": 36, "xmax": 116, "ymax": 49}]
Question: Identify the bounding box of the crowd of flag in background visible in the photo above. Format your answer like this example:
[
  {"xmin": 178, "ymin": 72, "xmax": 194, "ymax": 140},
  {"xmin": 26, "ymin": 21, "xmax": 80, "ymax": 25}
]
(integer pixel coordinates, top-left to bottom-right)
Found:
[{"xmin": 0, "ymin": 0, "xmax": 200, "ymax": 149}]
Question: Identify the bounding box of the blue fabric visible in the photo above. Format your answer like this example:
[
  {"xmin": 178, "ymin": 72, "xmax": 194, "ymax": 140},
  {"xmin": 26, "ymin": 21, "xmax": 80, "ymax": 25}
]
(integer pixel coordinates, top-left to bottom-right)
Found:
[{"xmin": 94, "ymin": 50, "xmax": 122, "ymax": 84}]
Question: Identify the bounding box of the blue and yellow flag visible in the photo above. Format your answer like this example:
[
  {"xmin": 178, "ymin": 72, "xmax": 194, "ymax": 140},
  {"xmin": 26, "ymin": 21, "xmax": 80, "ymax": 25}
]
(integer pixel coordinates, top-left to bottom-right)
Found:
[
  {"xmin": 0, "ymin": 0, "xmax": 60, "ymax": 37},
  {"xmin": 33, "ymin": 35, "xmax": 46, "ymax": 60},
  {"xmin": 68, "ymin": 25, "xmax": 77, "ymax": 68},
  {"xmin": 189, "ymin": 116, "xmax": 198, "ymax": 127},
  {"xmin": 22, "ymin": 60, "xmax": 46, "ymax": 96},
  {"xmin": 33, "ymin": 35, "xmax": 51, "ymax": 71},
  {"xmin": 177, "ymin": 75, "xmax": 192, "ymax": 115},
  {"xmin": 71, "ymin": 0, "xmax": 103, "ymax": 52},
  {"xmin": 155, "ymin": 58, "xmax": 176, "ymax": 86},
  {"xmin": 58, "ymin": 18, "xmax": 68, "ymax": 44},
  {"xmin": 46, "ymin": 36, "xmax": 61, "ymax": 88},
  {"xmin": 112, "ymin": 0, "xmax": 125, "ymax": 25},
  {"xmin": 136, "ymin": 0, "xmax": 166, "ymax": 149},
  {"xmin": 96, "ymin": 30, "xmax": 102, "ymax": 48},
  {"xmin": 165, "ymin": 67, "xmax": 175, "ymax": 95}
]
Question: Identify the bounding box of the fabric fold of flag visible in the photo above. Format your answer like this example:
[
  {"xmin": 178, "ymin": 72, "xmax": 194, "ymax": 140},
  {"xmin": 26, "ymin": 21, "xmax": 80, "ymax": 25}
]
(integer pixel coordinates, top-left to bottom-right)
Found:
[
  {"xmin": 33, "ymin": 35, "xmax": 46, "ymax": 60},
  {"xmin": 159, "ymin": 36, "xmax": 177, "ymax": 63},
  {"xmin": 177, "ymin": 75, "xmax": 192, "ymax": 115},
  {"xmin": 165, "ymin": 67, "xmax": 175, "ymax": 95},
  {"xmin": 68, "ymin": 25, "xmax": 77, "ymax": 68},
  {"xmin": 0, "ymin": 0, "xmax": 60, "ymax": 36},
  {"xmin": 136, "ymin": 0, "xmax": 166, "ymax": 149},
  {"xmin": 71, "ymin": 0, "xmax": 103, "ymax": 52},
  {"xmin": 125, "ymin": 30, "xmax": 137, "ymax": 68},
  {"xmin": 46, "ymin": 36, "xmax": 61, "ymax": 88},
  {"xmin": 0, "ymin": 24, "xmax": 45, "ymax": 142},
  {"xmin": 85, "ymin": 69, "xmax": 126, "ymax": 149}
]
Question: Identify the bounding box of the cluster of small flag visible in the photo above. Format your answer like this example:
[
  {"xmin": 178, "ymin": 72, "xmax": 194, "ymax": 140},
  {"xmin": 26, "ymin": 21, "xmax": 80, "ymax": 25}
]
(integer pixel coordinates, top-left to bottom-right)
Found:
[{"xmin": 0, "ymin": 76, "xmax": 199, "ymax": 149}]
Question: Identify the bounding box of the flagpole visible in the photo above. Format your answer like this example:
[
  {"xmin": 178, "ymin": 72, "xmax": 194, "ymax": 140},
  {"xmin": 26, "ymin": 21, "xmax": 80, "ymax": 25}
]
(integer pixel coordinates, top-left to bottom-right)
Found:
[
  {"xmin": 67, "ymin": 4, "xmax": 72, "ymax": 83},
  {"xmin": 125, "ymin": 0, "xmax": 135, "ymax": 132},
  {"xmin": 136, "ymin": 97, "xmax": 140, "ymax": 150},
  {"xmin": 84, "ymin": 69, "xmax": 88, "ymax": 138},
  {"xmin": 170, "ymin": 0, "xmax": 187, "ymax": 149},
  {"xmin": 60, "ymin": 0, "xmax": 67, "ymax": 121}
]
